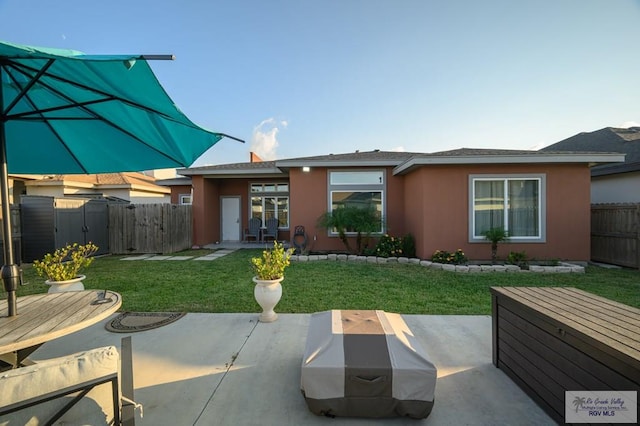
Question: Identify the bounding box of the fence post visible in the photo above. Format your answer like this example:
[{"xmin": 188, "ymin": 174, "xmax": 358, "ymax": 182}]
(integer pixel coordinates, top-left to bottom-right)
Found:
[{"xmin": 637, "ymin": 204, "xmax": 640, "ymax": 270}]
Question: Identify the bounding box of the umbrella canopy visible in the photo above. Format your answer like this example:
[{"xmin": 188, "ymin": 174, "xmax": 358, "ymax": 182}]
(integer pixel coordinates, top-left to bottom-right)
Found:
[{"xmin": 1, "ymin": 40, "xmax": 241, "ymax": 316}]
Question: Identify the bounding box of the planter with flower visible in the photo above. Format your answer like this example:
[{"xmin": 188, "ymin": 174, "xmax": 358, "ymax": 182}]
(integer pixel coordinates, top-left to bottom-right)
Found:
[
  {"xmin": 251, "ymin": 241, "xmax": 294, "ymax": 322},
  {"xmin": 33, "ymin": 242, "xmax": 99, "ymax": 293}
]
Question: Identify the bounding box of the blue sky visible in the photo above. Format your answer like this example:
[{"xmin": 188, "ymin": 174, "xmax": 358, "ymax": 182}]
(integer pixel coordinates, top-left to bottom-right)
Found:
[{"xmin": 2, "ymin": 0, "xmax": 640, "ymax": 167}]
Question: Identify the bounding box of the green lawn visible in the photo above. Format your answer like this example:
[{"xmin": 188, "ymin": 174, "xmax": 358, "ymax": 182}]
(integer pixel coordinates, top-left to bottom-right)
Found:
[{"xmin": 9, "ymin": 249, "xmax": 640, "ymax": 314}]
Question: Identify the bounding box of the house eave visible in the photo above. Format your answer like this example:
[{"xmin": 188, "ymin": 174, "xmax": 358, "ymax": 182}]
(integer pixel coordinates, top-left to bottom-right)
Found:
[
  {"xmin": 591, "ymin": 161, "xmax": 640, "ymax": 177},
  {"xmin": 25, "ymin": 180, "xmax": 94, "ymax": 189},
  {"xmin": 393, "ymin": 153, "xmax": 626, "ymax": 175},
  {"xmin": 275, "ymin": 160, "xmax": 402, "ymax": 170},
  {"xmin": 155, "ymin": 177, "xmax": 192, "ymax": 186},
  {"xmin": 178, "ymin": 167, "xmax": 286, "ymax": 177}
]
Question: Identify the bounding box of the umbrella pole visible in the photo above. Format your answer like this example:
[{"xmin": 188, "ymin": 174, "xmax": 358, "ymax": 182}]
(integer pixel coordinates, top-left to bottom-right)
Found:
[{"xmin": 0, "ymin": 121, "xmax": 19, "ymax": 316}]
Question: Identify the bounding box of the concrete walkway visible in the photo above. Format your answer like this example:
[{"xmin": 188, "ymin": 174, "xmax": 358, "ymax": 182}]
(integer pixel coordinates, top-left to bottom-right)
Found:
[
  {"xmin": 32, "ymin": 313, "xmax": 554, "ymax": 426},
  {"xmin": 120, "ymin": 241, "xmax": 286, "ymax": 262},
  {"xmin": 120, "ymin": 249, "xmax": 238, "ymax": 262}
]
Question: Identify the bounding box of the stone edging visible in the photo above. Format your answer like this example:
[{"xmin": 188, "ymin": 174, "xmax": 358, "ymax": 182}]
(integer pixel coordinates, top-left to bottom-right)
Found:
[{"xmin": 290, "ymin": 254, "xmax": 585, "ymax": 273}]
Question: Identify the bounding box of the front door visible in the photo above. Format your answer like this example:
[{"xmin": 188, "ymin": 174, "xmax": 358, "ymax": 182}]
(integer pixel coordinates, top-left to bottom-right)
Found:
[{"xmin": 221, "ymin": 196, "xmax": 241, "ymax": 241}]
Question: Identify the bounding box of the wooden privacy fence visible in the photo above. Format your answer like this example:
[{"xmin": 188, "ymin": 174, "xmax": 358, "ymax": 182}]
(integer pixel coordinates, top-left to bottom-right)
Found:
[
  {"xmin": 591, "ymin": 203, "xmax": 640, "ymax": 269},
  {"xmin": 109, "ymin": 204, "xmax": 192, "ymax": 254}
]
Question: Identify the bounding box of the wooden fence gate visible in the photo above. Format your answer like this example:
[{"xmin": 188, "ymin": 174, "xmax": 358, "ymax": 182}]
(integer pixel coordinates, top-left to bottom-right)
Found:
[
  {"xmin": 591, "ymin": 203, "xmax": 640, "ymax": 269},
  {"xmin": 109, "ymin": 204, "xmax": 192, "ymax": 254}
]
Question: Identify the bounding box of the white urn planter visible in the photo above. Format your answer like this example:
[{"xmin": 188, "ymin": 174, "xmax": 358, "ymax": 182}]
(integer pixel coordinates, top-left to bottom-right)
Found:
[
  {"xmin": 45, "ymin": 275, "xmax": 86, "ymax": 293},
  {"xmin": 253, "ymin": 276, "xmax": 283, "ymax": 322}
]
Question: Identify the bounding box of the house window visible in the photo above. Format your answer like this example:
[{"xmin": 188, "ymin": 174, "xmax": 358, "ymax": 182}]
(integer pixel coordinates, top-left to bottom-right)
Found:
[
  {"xmin": 250, "ymin": 183, "xmax": 289, "ymax": 228},
  {"xmin": 179, "ymin": 194, "xmax": 192, "ymax": 205},
  {"xmin": 328, "ymin": 170, "xmax": 385, "ymax": 234},
  {"xmin": 470, "ymin": 174, "xmax": 545, "ymax": 242}
]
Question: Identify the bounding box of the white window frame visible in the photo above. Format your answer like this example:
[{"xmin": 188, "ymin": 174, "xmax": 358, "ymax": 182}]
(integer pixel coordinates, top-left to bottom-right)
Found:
[
  {"xmin": 249, "ymin": 183, "xmax": 289, "ymax": 228},
  {"xmin": 327, "ymin": 170, "xmax": 385, "ymax": 235},
  {"xmin": 469, "ymin": 174, "xmax": 546, "ymax": 242},
  {"xmin": 179, "ymin": 194, "xmax": 192, "ymax": 205}
]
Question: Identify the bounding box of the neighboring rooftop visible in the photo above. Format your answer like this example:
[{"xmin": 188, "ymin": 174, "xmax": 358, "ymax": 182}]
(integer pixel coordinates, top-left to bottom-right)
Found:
[
  {"xmin": 26, "ymin": 172, "xmax": 170, "ymax": 193},
  {"xmin": 541, "ymin": 127, "xmax": 639, "ymax": 176}
]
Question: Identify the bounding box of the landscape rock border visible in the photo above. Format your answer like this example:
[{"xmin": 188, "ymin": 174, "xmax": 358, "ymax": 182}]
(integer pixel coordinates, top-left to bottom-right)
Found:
[{"xmin": 290, "ymin": 254, "xmax": 585, "ymax": 273}]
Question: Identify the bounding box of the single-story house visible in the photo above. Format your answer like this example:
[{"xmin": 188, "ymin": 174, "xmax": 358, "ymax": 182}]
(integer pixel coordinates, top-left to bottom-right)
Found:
[
  {"xmin": 176, "ymin": 148, "xmax": 623, "ymax": 262},
  {"xmin": 541, "ymin": 127, "xmax": 637, "ymax": 203},
  {"xmin": 25, "ymin": 172, "xmax": 171, "ymax": 204},
  {"xmin": 155, "ymin": 176, "xmax": 193, "ymax": 205},
  {"xmin": 5, "ymin": 174, "xmax": 41, "ymax": 205}
]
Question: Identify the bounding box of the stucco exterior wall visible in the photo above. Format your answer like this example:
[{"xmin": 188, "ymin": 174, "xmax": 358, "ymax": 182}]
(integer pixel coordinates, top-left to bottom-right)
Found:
[
  {"xmin": 544, "ymin": 164, "xmax": 591, "ymax": 261},
  {"xmin": 192, "ymin": 176, "xmax": 219, "ymax": 246},
  {"xmin": 25, "ymin": 186, "xmax": 66, "ymax": 198},
  {"xmin": 402, "ymin": 169, "xmax": 425, "ymax": 255},
  {"xmin": 26, "ymin": 183, "xmax": 170, "ymax": 203},
  {"xmin": 126, "ymin": 190, "xmax": 170, "ymax": 204},
  {"xmin": 385, "ymin": 170, "xmax": 405, "ymax": 237},
  {"xmin": 192, "ymin": 177, "xmax": 291, "ymax": 245},
  {"xmin": 289, "ymin": 168, "xmax": 334, "ymax": 251},
  {"xmin": 403, "ymin": 163, "xmax": 591, "ymax": 261},
  {"xmin": 403, "ymin": 166, "xmax": 467, "ymax": 260},
  {"xmin": 289, "ymin": 166, "xmax": 404, "ymax": 253},
  {"xmin": 170, "ymin": 185, "xmax": 192, "ymax": 204},
  {"xmin": 591, "ymin": 171, "xmax": 640, "ymax": 203}
]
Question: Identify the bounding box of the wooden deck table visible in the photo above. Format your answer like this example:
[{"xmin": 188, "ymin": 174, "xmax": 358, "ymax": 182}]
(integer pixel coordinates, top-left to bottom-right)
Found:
[{"xmin": 0, "ymin": 290, "xmax": 122, "ymax": 369}]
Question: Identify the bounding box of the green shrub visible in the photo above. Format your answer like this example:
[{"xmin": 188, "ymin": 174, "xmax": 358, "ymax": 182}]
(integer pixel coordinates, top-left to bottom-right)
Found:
[
  {"xmin": 33, "ymin": 242, "xmax": 99, "ymax": 281},
  {"xmin": 431, "ymin": 249, "xmax": 468, "ymax": 265},
  {"xmin": 251, "ymin": 241, "xmax": 294, "ymax": 280},
  {"xmin": 375, "ymin": 234, "xmax": 404, "ymax": 257},
  {"xmin": 401, "ymin": 233, "xmax": 416, "ymax": 258},
  {"xmin": 506, "ymin": 251, "xmax": 528, "ymax": 268}
]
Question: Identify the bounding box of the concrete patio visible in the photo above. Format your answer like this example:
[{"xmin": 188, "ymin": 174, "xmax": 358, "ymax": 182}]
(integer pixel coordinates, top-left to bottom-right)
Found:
[{"xmin": 32, "ymin": 313, "xmax": 554, "ymax": 425}]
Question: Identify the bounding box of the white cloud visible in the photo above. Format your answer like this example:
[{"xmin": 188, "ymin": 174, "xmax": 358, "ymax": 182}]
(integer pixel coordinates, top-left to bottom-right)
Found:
[
  {"xmin": 250, "ymin": 118, "xmax": 287, "ymax": 161},
  {"xmin": 390, "ymin": 146, "xmax": 405, "ymax": 152},
  {"xmin": 528, "ymin": 141, "xmax": 550, "ymax": 150},
  {"xmin": 618, "ymin": 121, "xmax": 640, "ymax": 128}
]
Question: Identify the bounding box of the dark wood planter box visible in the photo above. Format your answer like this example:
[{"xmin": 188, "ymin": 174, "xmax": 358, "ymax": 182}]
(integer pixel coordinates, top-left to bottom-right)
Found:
[{"xmin": 491, "ymin": 287, "xmax": 640, "ymax": 424}]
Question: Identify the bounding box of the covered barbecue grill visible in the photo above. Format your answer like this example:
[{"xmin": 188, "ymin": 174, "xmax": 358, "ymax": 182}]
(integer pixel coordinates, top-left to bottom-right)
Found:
[{"xmin": 301, "ymin": 310, "xmax": 437, "ymax": 419}]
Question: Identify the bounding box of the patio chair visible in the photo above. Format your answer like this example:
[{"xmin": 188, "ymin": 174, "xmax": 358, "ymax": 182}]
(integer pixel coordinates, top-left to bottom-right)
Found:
[
  {"xmin": 243, "ymin": 217, "xmax": 262, "ymax": 242},
  {"xmin": 0, "ymin": 336, "xmax": 140, "ymax": 425},
  {"xmin": 262, "ymin": 217, "xmax": 279, "ymax": 242}
]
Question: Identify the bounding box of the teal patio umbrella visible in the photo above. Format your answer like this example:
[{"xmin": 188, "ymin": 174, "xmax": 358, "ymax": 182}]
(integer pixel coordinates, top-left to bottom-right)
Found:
[{"xmin": 0, "ymin": 40, "xmax": 242, "ymax": 316}]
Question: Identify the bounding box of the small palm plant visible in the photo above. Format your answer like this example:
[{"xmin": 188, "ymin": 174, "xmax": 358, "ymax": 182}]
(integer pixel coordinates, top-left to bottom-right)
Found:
[
  {"xmin": 316, "ymin": 206, "xmax": 381, "ymax": 254},
  {"xmin": 483, "ymin": 228, "xmax": 508, "ymax": 264}
]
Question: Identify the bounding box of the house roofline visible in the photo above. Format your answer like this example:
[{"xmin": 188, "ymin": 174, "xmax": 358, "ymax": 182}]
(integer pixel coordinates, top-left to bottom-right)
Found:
[
  {"xmin": 25, "ymin": 177, "xmax": 170, "ymax": 194},
  {"xmin": 25, "ymin": 179, "xmax": 95, "ymax": 189},
  {"xmin": 97, "ymin": 183, "xmax": 170, "ymax": 194},
  {"xmin": 591, "ymin": 161, "xmax": 640, "ymax": 177},
  {"xmin": 177, "ymin": 150, "xmax": 626, "ymax": 177},
  {"xmin": 177, "ymin": 167, "xmax": 285, "ymax": 177},
  {"xmin": 393, "ymin": 152, "xmax": 626, "ymax": 175},
  {"xmin": 275, "ymin": 159, "xmax": 403, "ymax": 170},
  {"xmin": 156, "ymin": 177, "xmax": 192, "ymax": 186}
]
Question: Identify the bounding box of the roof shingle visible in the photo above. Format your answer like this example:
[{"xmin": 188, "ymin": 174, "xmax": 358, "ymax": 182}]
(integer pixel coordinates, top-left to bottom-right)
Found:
[{"xmin": 541, "ymin": 127, "xmax": 639, "ymax": 175}]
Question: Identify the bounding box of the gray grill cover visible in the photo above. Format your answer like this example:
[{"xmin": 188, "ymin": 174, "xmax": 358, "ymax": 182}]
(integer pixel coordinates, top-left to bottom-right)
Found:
[{"xmin": 301, "ymin": 310, "xmax": 437, "ymax": 419}]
